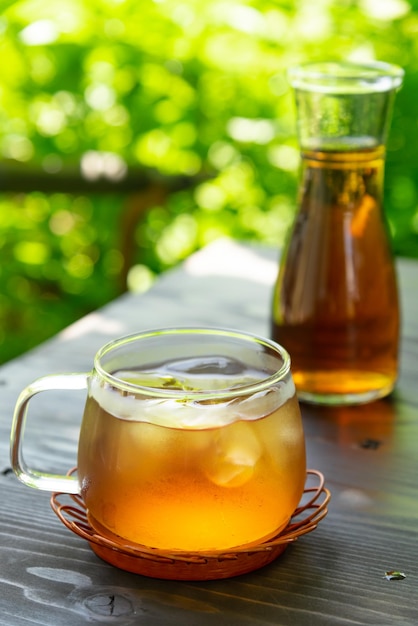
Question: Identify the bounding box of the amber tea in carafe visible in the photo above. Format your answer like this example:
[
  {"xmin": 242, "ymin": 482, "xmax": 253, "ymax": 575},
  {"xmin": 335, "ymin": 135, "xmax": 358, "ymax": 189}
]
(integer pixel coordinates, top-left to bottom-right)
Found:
[{"xmin": 271, "ymin": 62, "xmax": 404, "ymax": 405}]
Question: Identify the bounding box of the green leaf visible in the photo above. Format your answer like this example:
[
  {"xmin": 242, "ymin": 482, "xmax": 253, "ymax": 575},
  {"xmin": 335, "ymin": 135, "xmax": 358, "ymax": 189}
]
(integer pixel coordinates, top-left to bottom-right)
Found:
[{"xmin": 0, "ymin": 0, "xmax": 19, "ymax": 12}]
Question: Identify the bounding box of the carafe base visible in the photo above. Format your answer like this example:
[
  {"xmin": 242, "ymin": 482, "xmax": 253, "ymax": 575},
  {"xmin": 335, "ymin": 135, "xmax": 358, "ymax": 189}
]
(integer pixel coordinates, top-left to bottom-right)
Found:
[{"xmin": 294, "ymin": 370, "xmax": 396, "ymax": 406}]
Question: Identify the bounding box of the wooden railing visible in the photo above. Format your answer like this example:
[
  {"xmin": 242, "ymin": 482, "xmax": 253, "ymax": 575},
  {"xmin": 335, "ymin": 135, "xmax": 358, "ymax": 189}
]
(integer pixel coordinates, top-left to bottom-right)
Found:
[{"xmin": 0, "ymin": 161, "xmax": 209, "ymax": 290}]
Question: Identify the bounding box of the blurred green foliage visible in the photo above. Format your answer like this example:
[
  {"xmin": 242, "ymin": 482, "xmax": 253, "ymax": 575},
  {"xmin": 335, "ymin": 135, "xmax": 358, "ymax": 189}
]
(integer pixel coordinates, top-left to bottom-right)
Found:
[{"xmin": 1, "ymin": 0, "xmax": 418, "ymax": 363}]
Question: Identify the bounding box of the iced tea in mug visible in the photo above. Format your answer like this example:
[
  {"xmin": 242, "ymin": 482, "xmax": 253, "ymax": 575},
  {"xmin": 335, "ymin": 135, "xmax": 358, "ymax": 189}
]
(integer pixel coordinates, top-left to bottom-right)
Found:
[{"xmin": 10, "ymin": 328, "xmax": 306, "ymax": 552}]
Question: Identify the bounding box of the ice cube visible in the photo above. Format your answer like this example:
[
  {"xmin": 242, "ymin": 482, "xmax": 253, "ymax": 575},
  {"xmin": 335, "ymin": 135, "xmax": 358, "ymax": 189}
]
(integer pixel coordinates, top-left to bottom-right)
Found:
[
  {"xmin": 203, "ymin": 422, "xmax": 262, "ymax": 488},
  {"xmin": 165, "ymin": 356, "xmax": 258, "ymax": 391},
  {"xmin": 167, "ymin": 356, "xmax": 245, "ymax": 376},
  {"xmin": 234, "ymin": 382, "xmax": 296, "ymax": 420}
]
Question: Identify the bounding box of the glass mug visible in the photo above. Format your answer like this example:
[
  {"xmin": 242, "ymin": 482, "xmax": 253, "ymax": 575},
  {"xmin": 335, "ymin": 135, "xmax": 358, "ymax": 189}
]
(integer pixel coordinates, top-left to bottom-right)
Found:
[{"xmin": 10, "ymin": 328, "xmax": 306, "ymax": 552}]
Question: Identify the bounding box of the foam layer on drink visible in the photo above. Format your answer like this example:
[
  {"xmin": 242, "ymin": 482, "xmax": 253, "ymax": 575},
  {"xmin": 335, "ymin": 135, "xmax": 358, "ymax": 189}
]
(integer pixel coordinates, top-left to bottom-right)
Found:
[{"xmin": 90, "ymin": 356, "xmax": 295, "ymax": 429}]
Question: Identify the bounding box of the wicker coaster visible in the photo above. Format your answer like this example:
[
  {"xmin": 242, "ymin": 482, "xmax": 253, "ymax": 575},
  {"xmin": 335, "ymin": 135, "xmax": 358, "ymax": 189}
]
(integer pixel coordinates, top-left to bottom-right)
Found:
[{"xmin": 51, "ymin": 469, "xmax": 330, "ymax": 581}]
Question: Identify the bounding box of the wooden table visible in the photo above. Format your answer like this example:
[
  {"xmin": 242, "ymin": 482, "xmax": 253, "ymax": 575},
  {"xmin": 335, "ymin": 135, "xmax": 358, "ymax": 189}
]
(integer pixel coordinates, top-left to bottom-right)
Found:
[{"xmin": 1, "ymin": 238, "xmax": 417, "ymax": 625}]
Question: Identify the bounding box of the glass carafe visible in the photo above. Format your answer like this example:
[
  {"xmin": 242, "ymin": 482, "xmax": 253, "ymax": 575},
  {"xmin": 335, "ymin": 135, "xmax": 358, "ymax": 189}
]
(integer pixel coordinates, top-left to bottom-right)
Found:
[{"xmin": 271, "ymin": 61, "xmax": 404, "ymax": 405}]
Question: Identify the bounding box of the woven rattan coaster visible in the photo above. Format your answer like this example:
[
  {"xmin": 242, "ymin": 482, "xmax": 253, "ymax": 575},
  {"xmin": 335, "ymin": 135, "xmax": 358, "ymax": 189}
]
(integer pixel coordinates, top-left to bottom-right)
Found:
[{"xmin": 51, "ymin": 469, "xmax": 330, "ymax": 581}]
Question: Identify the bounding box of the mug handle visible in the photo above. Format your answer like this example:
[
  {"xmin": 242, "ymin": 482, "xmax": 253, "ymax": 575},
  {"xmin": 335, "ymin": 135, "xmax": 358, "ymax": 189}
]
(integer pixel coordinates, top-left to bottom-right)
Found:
[{"xmin": 10, "ymin": 373, "xmax": 89, "ymax": 494}]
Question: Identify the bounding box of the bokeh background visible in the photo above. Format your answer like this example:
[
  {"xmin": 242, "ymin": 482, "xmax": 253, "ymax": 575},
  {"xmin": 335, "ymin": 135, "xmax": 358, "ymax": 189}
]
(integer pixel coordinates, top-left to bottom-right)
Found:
[{"xmin": 1, "ymin": 0, "xmax": 417, "ymax": 363}]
